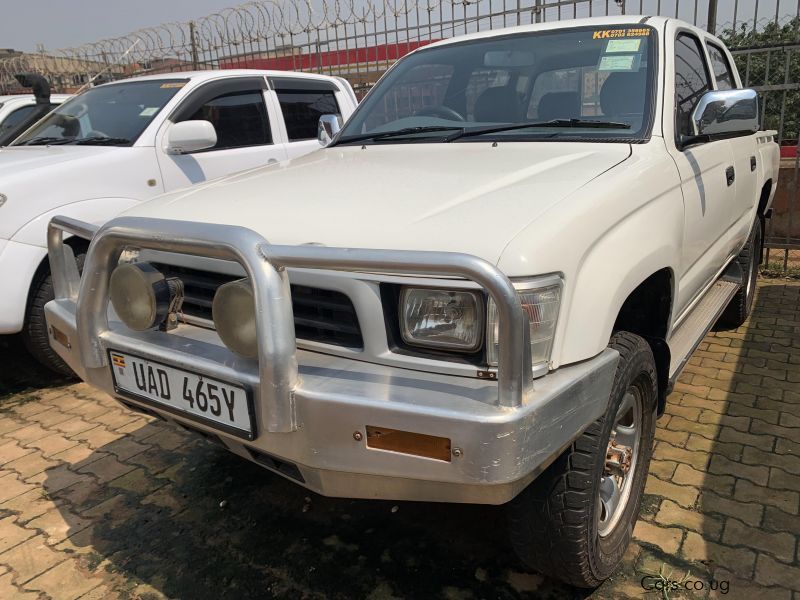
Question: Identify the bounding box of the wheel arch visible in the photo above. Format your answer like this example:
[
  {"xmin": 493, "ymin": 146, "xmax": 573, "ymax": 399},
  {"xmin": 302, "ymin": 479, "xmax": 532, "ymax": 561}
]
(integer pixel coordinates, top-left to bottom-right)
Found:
[{"xmin": 611, "ymin": 268, "xmax": 674, "ymax": 415}]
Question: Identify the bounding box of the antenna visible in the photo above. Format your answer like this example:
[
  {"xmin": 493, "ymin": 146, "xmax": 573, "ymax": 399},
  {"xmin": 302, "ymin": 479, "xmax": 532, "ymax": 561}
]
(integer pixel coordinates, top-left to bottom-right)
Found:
[{"xmin": 73, "ymin": 38, "xmax": 141, "ymax": 94}]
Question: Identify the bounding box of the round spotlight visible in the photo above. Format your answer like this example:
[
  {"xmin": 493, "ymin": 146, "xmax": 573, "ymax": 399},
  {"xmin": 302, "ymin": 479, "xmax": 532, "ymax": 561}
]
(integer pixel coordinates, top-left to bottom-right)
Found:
[
  {"xmin": 212, "ymin": 278, "xmax": 257, "ymax": 358},
  {"xmin": 109, "ymin": 262, "xmax": 171, "ymax": 331}
]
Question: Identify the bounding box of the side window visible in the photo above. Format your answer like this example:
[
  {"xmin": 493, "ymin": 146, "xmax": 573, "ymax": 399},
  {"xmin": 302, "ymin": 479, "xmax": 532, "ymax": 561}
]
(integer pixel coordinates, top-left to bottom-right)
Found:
[
  {"xmin": 182, "ymin": 89, "xmax": 271, "ymax": 150},
  {"xmin": 275, "ymin": 89, "xmax": 340, "ymax": 141},
  {"xmin": 674, "ymin": 33, "xmax": 713, "ymax": 139},
  {"xmin": 0, "ymin": 105, "xmax": 38, "ymax": 134},
  {"xmin": 707, "ymin": 43, "xmax": 736, "ymax": 90}
]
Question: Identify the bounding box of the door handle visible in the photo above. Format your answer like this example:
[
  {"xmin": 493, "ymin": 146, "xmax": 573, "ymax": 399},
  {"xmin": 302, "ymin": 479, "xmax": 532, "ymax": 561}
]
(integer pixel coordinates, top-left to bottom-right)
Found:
[
  {"xmin": 725, "ymin": 166, "xmax": 735, "ymax": 186},
  {"xmin": 750, "ymin": 156, "xmax": 757, "ymax": 171}
]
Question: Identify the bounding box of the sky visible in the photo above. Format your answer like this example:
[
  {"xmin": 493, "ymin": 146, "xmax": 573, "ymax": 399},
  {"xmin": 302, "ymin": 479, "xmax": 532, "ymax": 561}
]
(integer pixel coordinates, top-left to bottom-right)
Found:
[{"xmin": 0, "ymin": 0, "xmax": 783, "ymax": 53}]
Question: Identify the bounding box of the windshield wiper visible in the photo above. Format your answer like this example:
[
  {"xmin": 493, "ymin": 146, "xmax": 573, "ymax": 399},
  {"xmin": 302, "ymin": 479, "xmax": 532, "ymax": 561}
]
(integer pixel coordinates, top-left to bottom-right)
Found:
[
  {"xmin": 71, "ymin": 136, "xmax": 131, "ymax": 146},
  {"xmin": 449, "ymin": 119, "xmax": 632, "ymax": 140},
  {"xmin": 333, "ymin": 126, "xmax": 465, "ymax": 146},
  {"xmin": 18, "ymin": 136, "xmax": 68, "ymax": 146}
]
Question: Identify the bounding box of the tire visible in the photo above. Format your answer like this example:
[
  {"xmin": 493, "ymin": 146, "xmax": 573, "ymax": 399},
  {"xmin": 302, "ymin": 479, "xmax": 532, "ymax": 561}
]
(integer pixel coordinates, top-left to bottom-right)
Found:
[
  {"xmin": 21, "ymin": 253, "xmax": 85, "ymax": 377},
  {"xmin": 718, "ymin": 219, "xmax": 761, "ymax": 329},
  {"xmin": 508, "ymin": 332, "xmax": 658, "ymax": 588}
]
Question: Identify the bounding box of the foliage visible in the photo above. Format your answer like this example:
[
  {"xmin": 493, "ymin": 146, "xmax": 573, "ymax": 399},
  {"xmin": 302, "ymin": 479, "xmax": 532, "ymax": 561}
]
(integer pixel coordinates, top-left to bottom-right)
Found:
[{"xmin": 719, "ymin": 18, "xmax": 800, "ymax": 143}]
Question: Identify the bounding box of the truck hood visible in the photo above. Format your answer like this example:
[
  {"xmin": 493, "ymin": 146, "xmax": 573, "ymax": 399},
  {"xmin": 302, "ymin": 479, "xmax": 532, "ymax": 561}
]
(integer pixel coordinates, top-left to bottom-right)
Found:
[
  {"xmin": 124, "ymin": 143, "xmax": 631, "ymax": 266},
  {"xmin": 0, "ymin": 146, "xmax": 156, "ymax": 241},
  {"xmin": 0, "ymin": 145, "xmax": 112, "ymax": 176}
]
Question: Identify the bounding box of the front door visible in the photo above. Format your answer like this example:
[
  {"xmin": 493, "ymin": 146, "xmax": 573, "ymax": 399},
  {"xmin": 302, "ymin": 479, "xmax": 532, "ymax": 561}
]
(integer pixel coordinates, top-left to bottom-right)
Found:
[
  {"xmin": 667, "ymin": 29, "xmax": 739, "ymax": 317},
  {"xmin": 156, "ymin": 77, "xmax": 288, "ymax": 190}
]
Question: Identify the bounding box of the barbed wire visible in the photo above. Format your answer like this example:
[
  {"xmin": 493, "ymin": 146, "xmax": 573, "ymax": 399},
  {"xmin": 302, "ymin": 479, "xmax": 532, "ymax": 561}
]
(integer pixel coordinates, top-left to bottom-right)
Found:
[{"xmin": 1, "ymin": 0, "xmax": 798, "ymax": 93}]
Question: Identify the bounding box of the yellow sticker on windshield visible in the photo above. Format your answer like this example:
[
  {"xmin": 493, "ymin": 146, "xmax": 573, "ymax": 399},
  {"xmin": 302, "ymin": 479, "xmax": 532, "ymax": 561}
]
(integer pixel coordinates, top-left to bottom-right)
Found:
[
  {"xmin": 593, "ymin": 28, "xmax": 651, "ymax": 39},
  {"xmin": 606, "ymin": 39, "xmax": 642, "ymax": 53},
  {"xmin": 160, "ymin": 82, "xmax": 186, "ymax": 89}
]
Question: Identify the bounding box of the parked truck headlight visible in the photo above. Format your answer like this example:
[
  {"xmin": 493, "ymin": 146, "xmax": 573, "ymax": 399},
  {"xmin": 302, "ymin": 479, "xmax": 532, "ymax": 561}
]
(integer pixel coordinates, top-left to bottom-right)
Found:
[
  {"xmin": 109, "ymin": 262, "xmax": 176, "ymax": 331},
  {"xmin": 399, "ymin": 288, "xmax": 483, "ymax": 351},
  {"xmin": 212, "ymin": 278, "xmax": 258, "ymax": 358},
  {"xmin": 487, "ymin": 276, "xmax": 562, "ymax": 376}
]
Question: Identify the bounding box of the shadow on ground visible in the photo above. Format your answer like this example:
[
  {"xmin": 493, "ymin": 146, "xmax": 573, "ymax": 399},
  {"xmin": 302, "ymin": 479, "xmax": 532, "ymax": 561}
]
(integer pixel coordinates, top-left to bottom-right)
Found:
[
  {"xmin": 0, "ymin": 336, "xmax": 70, "ymax": 399},
  {"xmin": 43, "ymin": 418, "xmax": 594, "ymax": 599}
]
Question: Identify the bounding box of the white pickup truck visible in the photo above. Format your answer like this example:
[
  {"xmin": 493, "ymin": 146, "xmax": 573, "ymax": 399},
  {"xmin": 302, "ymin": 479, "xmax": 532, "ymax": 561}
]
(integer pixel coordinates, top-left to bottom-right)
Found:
[
  {"xmin": 45, "ymin": 16, "xmax": 778, "ymax": 586},
  {"xmin": 0, "ymin": 69, "xmax": 357, "ymax": 373}
]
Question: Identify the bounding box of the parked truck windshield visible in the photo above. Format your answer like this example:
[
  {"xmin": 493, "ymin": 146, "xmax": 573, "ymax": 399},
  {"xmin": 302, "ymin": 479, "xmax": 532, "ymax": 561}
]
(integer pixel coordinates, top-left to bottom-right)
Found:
[
  {"xmin": 13, "ymin": 79, "xmax": 187, "ymax": 146},
  {"xmin": 336, "ymin": 25, "xmax": 655, "ymax": 144}
]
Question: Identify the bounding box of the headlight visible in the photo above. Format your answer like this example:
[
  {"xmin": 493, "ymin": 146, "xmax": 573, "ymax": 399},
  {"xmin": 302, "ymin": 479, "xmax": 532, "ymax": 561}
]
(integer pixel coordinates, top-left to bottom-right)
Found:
[
  {"xmin": 399, "ymin": 288, "xmax": 483, "ymax": 351},
  {"xmin": 487, "ymin": 276, "xmax": 562, "ymax": 376},
  {"xmin": 109, "ymin": 262, "xmax": 179, "ymax": 331},
  {"xmin": 212, "ymin": 278, "xmax": 257, "ymax": 358}
]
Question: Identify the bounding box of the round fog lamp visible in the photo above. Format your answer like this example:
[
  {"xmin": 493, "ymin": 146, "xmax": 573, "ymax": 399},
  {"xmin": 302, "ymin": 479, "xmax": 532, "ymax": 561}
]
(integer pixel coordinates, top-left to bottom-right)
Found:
[
  {"xmin": 212, "ymin": 278, "xmax": 258, "ymax": 358},
  {"xmin": 109, "ymin": 262, "xmax": 171, "ymax": 331}
]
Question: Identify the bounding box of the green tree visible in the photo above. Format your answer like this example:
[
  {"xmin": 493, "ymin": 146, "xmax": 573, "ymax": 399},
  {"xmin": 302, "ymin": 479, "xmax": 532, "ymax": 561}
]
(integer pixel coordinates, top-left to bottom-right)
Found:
[{"xmin": 719, "ymin": 17, "xmax": 800, "ymax": 144}]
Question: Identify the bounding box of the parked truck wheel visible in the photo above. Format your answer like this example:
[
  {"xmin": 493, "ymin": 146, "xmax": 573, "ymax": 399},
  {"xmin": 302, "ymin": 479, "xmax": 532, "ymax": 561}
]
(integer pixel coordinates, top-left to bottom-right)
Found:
[
  {"xmin": 21, "ymin": 254, "xmax": 84, "ymax": 377},
  {"xmin": 508, "ymin": 332, "xmax": 657, "ymax": 588},
  {"xmin": 719, "ymin": 219, "xmax": 762, "ymax": 329}
]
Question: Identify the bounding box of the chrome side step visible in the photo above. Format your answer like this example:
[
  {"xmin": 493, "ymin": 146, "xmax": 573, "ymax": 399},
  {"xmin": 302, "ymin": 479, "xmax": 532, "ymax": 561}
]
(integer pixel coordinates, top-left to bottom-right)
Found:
[{"xmin": 667, "ymin": 266, "xmax": 741, "ymax": 381}]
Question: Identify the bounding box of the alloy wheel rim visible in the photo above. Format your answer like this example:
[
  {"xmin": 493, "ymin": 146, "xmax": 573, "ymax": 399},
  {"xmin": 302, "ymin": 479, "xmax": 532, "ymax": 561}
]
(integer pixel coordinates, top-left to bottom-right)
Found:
[{"xmin": 598, "ymin": 387, "xmax": 642, "ymax": 538}]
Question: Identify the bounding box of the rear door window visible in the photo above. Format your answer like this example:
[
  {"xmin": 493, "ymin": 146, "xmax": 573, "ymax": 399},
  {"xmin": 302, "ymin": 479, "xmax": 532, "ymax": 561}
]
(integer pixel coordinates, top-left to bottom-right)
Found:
[{"xmin": 275, "ymin": 88, "xmax": 340, "ymax": 141}]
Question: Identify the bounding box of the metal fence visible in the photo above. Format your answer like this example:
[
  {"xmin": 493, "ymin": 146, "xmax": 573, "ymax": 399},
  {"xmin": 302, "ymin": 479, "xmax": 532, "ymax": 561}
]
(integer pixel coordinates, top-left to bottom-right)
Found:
[{"xmin": 0, "ymin": 0, "xmax": 798, "ymax": 265}]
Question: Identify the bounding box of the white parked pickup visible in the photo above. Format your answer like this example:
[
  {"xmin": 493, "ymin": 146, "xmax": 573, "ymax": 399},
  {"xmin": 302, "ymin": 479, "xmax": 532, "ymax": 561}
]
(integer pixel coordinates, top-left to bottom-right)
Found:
[
  {"xmin": 0, "ymin": 69, "xmax": 357, "ymax": 372},
  {"xmin": 45, "ymin": 17, "xmax": 778, "ymax": 586}
]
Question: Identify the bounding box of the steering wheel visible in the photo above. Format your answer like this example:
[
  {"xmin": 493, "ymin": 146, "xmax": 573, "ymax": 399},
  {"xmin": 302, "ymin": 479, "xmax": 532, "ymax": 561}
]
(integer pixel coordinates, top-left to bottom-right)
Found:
[{"xmin": 413, "ymin": 106, "xmax": 465, "ymax": 122}]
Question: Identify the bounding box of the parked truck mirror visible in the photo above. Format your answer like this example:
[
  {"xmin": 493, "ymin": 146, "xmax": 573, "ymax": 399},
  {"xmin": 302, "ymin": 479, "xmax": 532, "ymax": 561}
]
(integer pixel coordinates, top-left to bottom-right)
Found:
[
  {"xmin": 690, "ymin": 88, "xmax": 759, "ymax": 141},
  {"xmin": 318, "ymin": 114, "xmax": 342, "ymax": 147},
  {"xmin": 166, "ymin": 120, "xmax": 217, "ymax": 154}
]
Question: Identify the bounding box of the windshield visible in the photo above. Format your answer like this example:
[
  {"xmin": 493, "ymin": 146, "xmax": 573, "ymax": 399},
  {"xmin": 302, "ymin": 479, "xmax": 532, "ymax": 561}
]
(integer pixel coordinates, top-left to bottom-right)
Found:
[
  {"xmin": 336, "ymin": 25, "xmax": 656, "ymax": 145},
  {"xmin": 13, "ymin": 79, "xmax": 188, "ymax": 146}
]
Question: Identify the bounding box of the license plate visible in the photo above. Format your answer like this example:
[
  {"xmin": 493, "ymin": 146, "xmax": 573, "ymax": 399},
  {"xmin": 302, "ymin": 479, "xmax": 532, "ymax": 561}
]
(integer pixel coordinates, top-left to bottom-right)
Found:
[{"xmin": 108, "ymin": 351, "xmax": 255, "ymax": 440}]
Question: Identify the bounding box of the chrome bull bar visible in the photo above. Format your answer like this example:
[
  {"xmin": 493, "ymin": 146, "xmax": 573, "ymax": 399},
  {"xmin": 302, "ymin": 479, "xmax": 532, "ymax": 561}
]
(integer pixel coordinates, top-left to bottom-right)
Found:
[{"xmin": 47, "ymin": 215, "xmax": 534, "ymax": 432}]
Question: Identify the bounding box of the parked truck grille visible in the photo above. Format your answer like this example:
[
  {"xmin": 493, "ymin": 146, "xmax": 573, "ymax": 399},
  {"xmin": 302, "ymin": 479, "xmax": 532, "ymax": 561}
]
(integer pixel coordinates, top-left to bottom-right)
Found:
[{"xmin": 150, "ymin": 263, "xmax": 363, "ymax": 349}]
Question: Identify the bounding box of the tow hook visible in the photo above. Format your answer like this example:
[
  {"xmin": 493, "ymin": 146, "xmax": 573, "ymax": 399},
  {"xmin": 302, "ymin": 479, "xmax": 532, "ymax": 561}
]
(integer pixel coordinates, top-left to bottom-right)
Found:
[{"xmin": 604, "ymin": 434, "xmax": 632, "ymax": 478}]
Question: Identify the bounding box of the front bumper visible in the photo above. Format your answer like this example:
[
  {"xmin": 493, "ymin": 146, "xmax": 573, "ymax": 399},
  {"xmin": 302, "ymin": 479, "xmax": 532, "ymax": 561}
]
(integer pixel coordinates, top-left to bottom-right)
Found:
[{"xmin": 45, "ymin": 216, "xmax": 618, "ymax": 504}]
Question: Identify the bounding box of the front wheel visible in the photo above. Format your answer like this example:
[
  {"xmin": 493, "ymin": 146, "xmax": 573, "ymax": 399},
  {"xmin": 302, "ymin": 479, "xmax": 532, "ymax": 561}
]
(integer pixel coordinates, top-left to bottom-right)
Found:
[
  {"xmin": 507, "ymin": 332, "xmax": 657, "ymax": 588},
  {"xmin": 21, "ymin": 254, "xmax": 84, "ymax": 377}
]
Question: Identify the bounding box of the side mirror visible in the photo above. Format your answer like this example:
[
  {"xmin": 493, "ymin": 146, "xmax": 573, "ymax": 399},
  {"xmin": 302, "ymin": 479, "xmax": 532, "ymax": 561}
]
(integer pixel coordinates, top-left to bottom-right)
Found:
[
  {"xmin": 318, "ymin": 114, "xmax": 342, "ymax": 147},
  {"xmin": 166, "ymin": 120, "xmax": 217, "ymax": 155},
  {"xmin": 690, "ymin": 88, "xmax": 759, "ymax": 140}
]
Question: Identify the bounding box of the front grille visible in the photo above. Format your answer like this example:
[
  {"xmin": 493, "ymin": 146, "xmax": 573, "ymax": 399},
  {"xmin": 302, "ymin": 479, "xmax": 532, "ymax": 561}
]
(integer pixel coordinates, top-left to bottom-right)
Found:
[{"xmin": 151, "ymin": 263, "xmax": 363, "ymax": 349}]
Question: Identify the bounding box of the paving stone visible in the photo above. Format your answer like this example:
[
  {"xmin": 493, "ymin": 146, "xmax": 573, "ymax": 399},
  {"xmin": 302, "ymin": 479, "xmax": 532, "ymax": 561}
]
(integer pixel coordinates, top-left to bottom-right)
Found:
[
  {"xmin": 50, "ymin": 444, "xmax": 103, "ymax": 466},
  {"xmin": 51, "ymin": 416, "xmax": 97, "ymax": 436},
  {"xmin": 655, "ymin": 499, "xmax": 722, "ymax": 539},
  {"xmin": 0, "ymin": 473, "xmax": 34, "ymax": 504},
  {"xmin": 666, "ymin": 415, "xmax": 720, "ymax": 439},
  {"xmin": 25, "ymin": 433, "xmax": 79, "ymax": 458},
  {"xmin": 0, "ymin": 516, "xmax": 35, "ymax": 553},
  {"xmin": 700, "ymin": 490, "xmax": 763, "ymax": 527},
  {"xmin": 653, "ymin": 442, "xmax": 710, "ymax": 470},
  {"xmin": 648, "ymin": 459, "xmax": 678, "ymax": 479},
  {"xmin": 644, "ymin": 476, "xmax": 698, "ymax": 509},
  {"xmin": 742, "ymin": 446, "xmax": 800, "ymax": 474},
  {"xmin": 709, "ymin": 454, "xmax": 769, "ymax": 486},
  {"xmin": 769, "ymin": 468, "xmax": 800, "ymax": 493},
  {"xmin": 76, "ymin": 455, "xmax": 135, "ymax": 484},
  {"xmin": 632, "ymin": 520, "xmax": 683, "ymax": 554},
  {"xmin": 26, "ymin": 507, "xmax": 92, "ymax": 545},
  {"xmin": 722, "ymin": 518, "xmax": 796, "ymax": 563},
  {"xmin": 684, "ymin": 434, "xmax": 743, "ymax": 461},
  {"xmin": 718, "ymin": 426, "xmax": 775, "ymax": 452},
  {"xmin": 0, "ymin": 534, "xmax": 65, "ymax": 584},
  {"xmin": 101, "ymin": 436, "xmax": 150, "ymax": 461},
  {"xmin": 682, "ymin": 531, "xmax": 756, "ymax": 575},
  {"xmin": 25, "ymin": 557, "xmax": 102, "ymax": 599},
  {"xmin": 763, "ymin": 506, "xmax": 800, "ymax": 534},
  {"xmin": 755, "ymin": 554, "xmax": 800, "ymax": 591},
  {"xmin": 6, "ymin": 424, "xmax": 52, "ymax": 446},
  {"xmin": 735, "ymin": 480, "xmax": 800, "ymax": 515},
  {"xmin": 0, "ymin": 440, "xmax": 35, "ymax": 466},
  {"xmin": 4, "ymin": 451, "xmax": 59, "ymax": 479},
  {"xmin": 751, "ymin": 420, "xmax": 800, "ymax": 444},
  {"xmin": 671, "ymin": 463, "xmax": 735, "ymax": 497},
  {"xmin": 1, "ymin": 489, "xmax": 59, "ymax": 524},
  {"xmin": 712, "ymin": 567, "xmax": 793, "ymax": 600},
  {"xmin": 0, "ymin": 571, "xmax": 38, "ymax": 600},
  {"xmin": 32, "ymin": 464, "xmax": 85, "ymax": 494}
]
